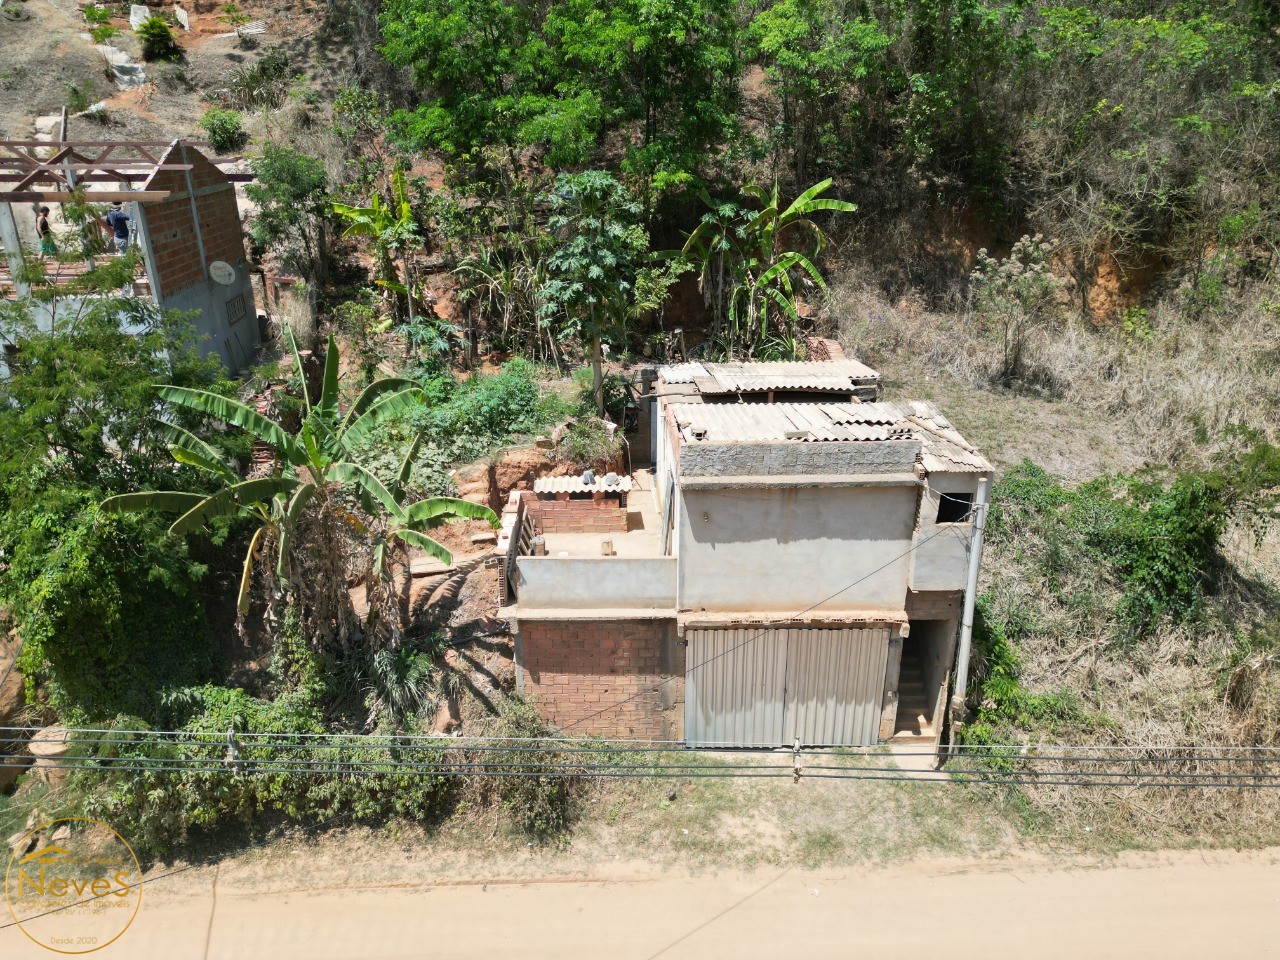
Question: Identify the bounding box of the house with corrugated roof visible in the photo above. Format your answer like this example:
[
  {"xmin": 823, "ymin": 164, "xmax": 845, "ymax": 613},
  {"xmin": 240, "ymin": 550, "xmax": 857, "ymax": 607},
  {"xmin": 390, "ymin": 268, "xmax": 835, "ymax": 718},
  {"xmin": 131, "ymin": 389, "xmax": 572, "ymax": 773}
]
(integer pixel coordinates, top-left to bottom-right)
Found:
[{"xmin": 496, "ymin": 341, "xmax": 992, "ymax": 750}]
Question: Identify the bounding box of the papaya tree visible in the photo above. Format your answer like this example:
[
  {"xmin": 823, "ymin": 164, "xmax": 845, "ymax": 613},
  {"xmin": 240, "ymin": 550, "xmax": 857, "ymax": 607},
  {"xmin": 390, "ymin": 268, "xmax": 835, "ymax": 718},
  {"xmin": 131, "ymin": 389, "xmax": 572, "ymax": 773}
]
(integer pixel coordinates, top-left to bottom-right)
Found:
[
  {"xmin": 539, "ymin": 171, "xmax": 651, "ymax": 416},
  {"xmin": 101, "ymin": 333, "xmax": 498, "ymax": 650}
]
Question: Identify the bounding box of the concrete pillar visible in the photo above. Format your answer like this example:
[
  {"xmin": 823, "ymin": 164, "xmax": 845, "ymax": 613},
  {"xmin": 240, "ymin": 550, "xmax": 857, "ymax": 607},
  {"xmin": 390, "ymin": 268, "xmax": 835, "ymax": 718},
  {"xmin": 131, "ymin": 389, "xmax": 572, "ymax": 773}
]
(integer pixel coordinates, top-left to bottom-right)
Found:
[
  {"xmin": 0, "ymin": 202, "xmax": 29, "ymax": 298},
  {"xmin": 878, "ymin": 634, "xmax": 903, "ymax": 740}
]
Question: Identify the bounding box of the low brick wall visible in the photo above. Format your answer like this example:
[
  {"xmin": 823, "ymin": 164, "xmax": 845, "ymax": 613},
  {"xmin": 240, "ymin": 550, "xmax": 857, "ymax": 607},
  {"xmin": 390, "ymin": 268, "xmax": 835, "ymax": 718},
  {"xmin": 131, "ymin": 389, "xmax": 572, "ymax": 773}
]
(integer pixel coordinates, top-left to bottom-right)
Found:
[
  {"xmin": 517, "ymin": 619, "xmax": 683, "ymax": 740},
  {"xmin": 527, "ymin": 497, "xmax": 628, "ymax": 534}
]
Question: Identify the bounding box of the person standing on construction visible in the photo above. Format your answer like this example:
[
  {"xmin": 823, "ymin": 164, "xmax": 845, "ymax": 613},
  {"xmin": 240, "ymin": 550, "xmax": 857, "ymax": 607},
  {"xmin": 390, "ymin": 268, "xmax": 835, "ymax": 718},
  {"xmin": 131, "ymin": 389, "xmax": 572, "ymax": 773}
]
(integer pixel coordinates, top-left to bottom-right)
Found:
[
  {"xmin": 35, "ymin": 206, "xmax": 55, "ymax": 260},
  {"xmin": 103, "ymin": 201, "xmax": 132, "ymax": 255}
]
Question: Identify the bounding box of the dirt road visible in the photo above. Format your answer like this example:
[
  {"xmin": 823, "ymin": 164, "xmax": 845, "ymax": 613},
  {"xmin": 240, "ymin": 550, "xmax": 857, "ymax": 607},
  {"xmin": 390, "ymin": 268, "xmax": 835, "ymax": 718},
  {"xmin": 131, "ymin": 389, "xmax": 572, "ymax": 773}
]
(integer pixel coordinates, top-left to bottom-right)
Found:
[{"xmin": 4, "ymin": 847, "xmax": 1278, "ymax": 959}]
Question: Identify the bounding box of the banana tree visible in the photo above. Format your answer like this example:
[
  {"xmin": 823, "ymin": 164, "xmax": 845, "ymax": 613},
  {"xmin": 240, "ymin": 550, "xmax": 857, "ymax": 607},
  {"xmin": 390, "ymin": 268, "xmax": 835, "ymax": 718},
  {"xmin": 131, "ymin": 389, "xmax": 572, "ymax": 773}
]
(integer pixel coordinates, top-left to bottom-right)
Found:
[
  {"xmin": 332, "ymin": 170, "xmax": 425, "ymax": 356},
  {"xmin": 101, "ymin": 332, "xmax": 498, "ymax": 649},
  {"xmin": 681, "ymin": 178, "xmax": 856, "ymax": 357}
]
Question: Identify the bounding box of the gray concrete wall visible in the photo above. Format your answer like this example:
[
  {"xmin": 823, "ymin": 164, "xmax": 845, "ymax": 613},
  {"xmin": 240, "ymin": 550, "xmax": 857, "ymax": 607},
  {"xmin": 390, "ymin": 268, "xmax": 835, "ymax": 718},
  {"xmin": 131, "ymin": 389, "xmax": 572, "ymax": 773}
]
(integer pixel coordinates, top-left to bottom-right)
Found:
[
  {"xmin": 676, "ymin": 485, "xmax": 918, "ymax": 612},
  {"xmin": 516, "ymin": 557, "xmax": 677, "ymax": 610},
  {"xmin": 149, "ymin": 275, "xmax": 258, "ymax": 372},
  {"xmin": 679, "ymin": 439, "xmax": 920, "ymax": 478},
  {"xmin": 134, "ymin": 205, "xmax": 258, "ymax": 373},
  {"xmin": 909, "ymin": 472, "xmax": 981, "ymax": 593}
]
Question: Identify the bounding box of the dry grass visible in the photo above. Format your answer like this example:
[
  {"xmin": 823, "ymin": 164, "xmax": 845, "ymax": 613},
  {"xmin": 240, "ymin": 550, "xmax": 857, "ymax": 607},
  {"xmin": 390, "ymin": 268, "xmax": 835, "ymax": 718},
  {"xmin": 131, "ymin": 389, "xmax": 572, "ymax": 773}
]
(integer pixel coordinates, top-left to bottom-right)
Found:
[
  {"xmin": 822, "ymin": 262, "xmax": 1280, "ymax": 846},
  {"xmin": 826, "ymin": 270, "xmax": 1280, "ymax": 471}
]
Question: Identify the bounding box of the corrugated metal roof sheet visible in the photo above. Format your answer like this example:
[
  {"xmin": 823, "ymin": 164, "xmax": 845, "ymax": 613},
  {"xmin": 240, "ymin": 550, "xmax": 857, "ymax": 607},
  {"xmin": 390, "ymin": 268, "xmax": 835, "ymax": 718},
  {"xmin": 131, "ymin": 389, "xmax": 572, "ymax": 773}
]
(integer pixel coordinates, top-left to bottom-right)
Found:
[
  {"xmin": 670, "ymin": 402, "xmax": 913, "ymax": 443},
  {"xmin": 891, "ymin": 400, "xmax": 993, "ymax": 473},
  {"xmin": 657, "ymin": 359, "xmax": 880, "ymax": 393},
  {"xmin": 533, "ymin": 475, "xmax": 633, "ymax": 494},
  {"xmin": 656, "ymin": 362, "xmax": 710, "ymax": 384},
  {"xmin": 667, "ymin": 398, "xmax": 990, "ymax": 472}
]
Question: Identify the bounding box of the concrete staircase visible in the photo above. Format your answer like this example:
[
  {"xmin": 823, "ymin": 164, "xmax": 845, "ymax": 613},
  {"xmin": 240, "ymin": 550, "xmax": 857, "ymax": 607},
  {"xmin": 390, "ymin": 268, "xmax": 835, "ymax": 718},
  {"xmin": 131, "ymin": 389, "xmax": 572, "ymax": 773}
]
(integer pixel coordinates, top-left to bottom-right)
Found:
[{"xmin": 891, "ymin": 652, "xmax": 934, "ymax": 741}]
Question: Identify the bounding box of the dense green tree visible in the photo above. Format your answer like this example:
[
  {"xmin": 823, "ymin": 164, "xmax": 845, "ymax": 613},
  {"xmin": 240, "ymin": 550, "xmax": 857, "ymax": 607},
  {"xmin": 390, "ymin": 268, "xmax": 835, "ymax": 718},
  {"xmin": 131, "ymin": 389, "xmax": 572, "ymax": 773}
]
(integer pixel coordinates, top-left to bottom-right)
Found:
[
  {"xmin": 681, "ymin": 178, "xmax": 855, "ymax": 357},
  {"xmin": 246, "ymin": 145, "xmax": 334, "ymax": 290},
  {"xmin": 0, "ymin": 299, "xmax": 234, "ymax": 490},
  {"xmin": 0, "ymin": 296, "xmax": 231, "ymax": 722},
  {"xmin": 379, "ymin": 0, "xmax": 739, "ymax": 188}
]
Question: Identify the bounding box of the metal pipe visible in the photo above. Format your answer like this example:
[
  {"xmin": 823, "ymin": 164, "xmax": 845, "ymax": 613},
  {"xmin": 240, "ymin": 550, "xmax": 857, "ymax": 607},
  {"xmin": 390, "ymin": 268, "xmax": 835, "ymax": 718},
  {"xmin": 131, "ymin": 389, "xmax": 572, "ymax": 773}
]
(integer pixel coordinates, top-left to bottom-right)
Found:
[{"xmin": 950, "ymin": 475, "xmax": 991, "ymax": 718}]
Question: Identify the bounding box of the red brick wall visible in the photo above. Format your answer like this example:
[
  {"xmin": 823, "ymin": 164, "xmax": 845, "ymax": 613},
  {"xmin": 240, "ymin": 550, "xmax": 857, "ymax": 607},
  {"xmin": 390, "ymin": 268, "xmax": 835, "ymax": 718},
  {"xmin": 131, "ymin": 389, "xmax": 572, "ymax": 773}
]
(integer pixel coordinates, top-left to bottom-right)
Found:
[
  {"xmin": 518, "ymin": 619, "xmax": 682, "ymax": 740},
  {"xmin": 141, "ymin": 146, "xmax": 247, "ymax": 301},
  {"xmin": 527, "ymin": 497, "xmax": 627, "ymax": 534},
  {"xmin": 806, "ymin": 337, "xmax": 847, "ymax": 361}
]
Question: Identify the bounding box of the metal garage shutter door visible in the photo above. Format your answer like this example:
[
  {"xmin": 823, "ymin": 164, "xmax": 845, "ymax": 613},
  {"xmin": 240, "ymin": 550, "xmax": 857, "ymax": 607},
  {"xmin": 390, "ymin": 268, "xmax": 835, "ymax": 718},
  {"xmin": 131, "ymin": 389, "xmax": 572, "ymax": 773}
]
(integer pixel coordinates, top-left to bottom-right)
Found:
[
  {"xmin": 685, "ymin": 626, "xmax": 890, "ymax": 747},
  {"xmin": 684, "ymin": 627, "xmax": 788, "ymax": 747}
]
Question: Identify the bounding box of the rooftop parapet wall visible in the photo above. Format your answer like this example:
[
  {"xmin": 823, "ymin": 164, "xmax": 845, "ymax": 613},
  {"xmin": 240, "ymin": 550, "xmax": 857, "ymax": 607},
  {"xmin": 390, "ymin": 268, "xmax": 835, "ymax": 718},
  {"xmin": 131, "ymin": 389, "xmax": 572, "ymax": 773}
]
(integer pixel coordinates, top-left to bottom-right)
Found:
[{"xmin": 678, "ymin": 438, "xmax": 921, "ymax": 477}]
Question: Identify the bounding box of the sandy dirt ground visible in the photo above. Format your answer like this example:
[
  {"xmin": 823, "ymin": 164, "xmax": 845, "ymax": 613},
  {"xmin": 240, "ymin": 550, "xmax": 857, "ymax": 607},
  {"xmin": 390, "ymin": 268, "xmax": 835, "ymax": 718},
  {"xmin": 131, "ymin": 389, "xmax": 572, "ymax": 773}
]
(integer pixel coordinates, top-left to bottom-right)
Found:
[{"xmin": 3, "ymin": 847, "xmax": 1278, "ymax": 959}]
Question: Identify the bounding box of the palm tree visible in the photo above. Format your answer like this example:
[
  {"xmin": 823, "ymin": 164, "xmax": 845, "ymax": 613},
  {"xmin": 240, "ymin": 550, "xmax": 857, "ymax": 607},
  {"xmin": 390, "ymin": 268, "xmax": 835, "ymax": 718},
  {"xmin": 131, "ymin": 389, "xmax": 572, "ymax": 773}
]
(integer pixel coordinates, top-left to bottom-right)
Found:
[
  {"xmin": 681, "ymin": 178, "xmax": 856, "ymax": 357},
  {"xmin": 101, "ymin": 333, "xmax": 498, "ymax": 650}
]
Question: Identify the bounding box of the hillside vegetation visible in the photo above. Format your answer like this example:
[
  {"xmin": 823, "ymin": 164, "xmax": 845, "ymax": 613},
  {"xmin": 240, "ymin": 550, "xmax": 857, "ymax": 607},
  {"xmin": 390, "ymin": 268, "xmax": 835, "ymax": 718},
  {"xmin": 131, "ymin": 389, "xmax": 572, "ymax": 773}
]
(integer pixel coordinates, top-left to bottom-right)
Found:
[{"xmin": 1, "ymin": 0, "xmax": 1278, "ymax": 852}]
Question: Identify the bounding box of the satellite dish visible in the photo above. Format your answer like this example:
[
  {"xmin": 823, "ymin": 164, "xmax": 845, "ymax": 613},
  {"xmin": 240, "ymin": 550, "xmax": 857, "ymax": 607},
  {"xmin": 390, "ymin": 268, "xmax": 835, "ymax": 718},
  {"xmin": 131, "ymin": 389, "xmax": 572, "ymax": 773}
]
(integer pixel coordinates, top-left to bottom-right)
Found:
[{"xmin": 209, "ymin": 261, "xmax": 236, "ymax": 285}]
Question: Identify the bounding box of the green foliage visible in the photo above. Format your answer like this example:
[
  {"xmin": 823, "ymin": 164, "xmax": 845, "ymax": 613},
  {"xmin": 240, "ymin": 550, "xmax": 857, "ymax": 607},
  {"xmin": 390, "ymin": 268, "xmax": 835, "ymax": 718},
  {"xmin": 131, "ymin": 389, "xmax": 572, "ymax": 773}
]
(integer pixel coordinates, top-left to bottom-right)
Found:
[
  {"xmin": 538, "ymin": 171, "xmax": 651, "ymax": 414},
  {"xmin": 81, "ymin": 691, "xmax": 451, "ymax": 859},
  {"xmin": 961, "ymin": 595, "xmax": 1082, "ymax": 749},
  {"xmin": 137, "ymin": 16, "xmax": 181, "ymax": 62},
  {"xmin": 0, "ymin": 300, "xmax": 235, "ymax": 489},
  {"xmin": 570, "ymin": 366, "xmax": 627, "ymax": 422},
  {"xmin": 351, "ymin": 358, "xmax": 562, "ymax": 493},
  {"xmin": 64, "ymin": 80, "xmax": 96, "ymax": 114},
  {"xmin": 987, "ymin": 448, "xmax": 1280, "ymax": 640},
  {"xmin": 198, "ymin": 107, "xmax": 248, "ymax": 154},
  {"xmin": 379, "ymin": 0, "xmax": 739, "ymax": 188},
  {"xmin": 486, "ymin": 699, "xmax": 582, "ymax": 840},
  {"xmin": 2, "ymin": 481, "xmax": 214, "ymax": 722},
  {"xmin": 82, "ymin": 4, "xmax": 111, "ymax": 25},
  {"xmin": 246, "ymin": 145, "xmax": 331, "ymax": 284},
  {"xmin": 554, "ymin": 417, "xmax": 622, "ymax": 470},
  {"xmin": 223, "ymin": 50, "xmax": 292, "ymax": 111},
  {"xmin": 680, "ymin": 178, "xmax": 855, "ymax": 358},
  {"xmin": 101, "ymin": 336, "xmax": 499, "ymax": 648}
]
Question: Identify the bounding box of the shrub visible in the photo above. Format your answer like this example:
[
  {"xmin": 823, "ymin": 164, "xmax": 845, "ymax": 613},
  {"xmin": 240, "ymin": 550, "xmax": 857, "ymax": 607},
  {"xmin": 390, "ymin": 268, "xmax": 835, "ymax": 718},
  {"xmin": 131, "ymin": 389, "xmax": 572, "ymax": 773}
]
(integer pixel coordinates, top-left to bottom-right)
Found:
[
  {"xmin": 137, "ymin": 16, "xmax": 181, "ymax": 62},
  {"xmin": 198, "ymin": 106, "xmax": 248, "ymax": 153},
  {"xmin": 82, "ymin": 3, "xmax": 111, "ymax": 25},
  {"xmin": 223, "ymin": 49, "xmax": 291, "ymax": 110},
  {"xmin": 484, "ymin": 700, "xmax": 582, "ymax": 840},
  {"xmin": 64, "ymin": 81, "xmax": 95, "ymax": 113},
  {"xmin": 570, "ymin": 365, "xmax": 627, "ymax": 421},
  {"xmin": 3, "ymin": 487, "xmax": 215, "ymax": 722},
  {"xmin": 555, "ymin": 417, "xmax": 621, "ymax": 469},
  {"xmin": 80, "ymin": 686, "xmax": 453, "ymax": 859}
]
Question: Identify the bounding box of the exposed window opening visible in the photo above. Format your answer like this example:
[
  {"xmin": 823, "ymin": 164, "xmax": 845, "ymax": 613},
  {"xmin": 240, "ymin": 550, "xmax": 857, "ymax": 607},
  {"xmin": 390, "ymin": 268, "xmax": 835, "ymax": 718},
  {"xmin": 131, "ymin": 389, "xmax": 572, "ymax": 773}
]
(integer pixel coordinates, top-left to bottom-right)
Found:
[{"xmin": 936, "ymin": 491, "xmax": 973, "ymax": 524}]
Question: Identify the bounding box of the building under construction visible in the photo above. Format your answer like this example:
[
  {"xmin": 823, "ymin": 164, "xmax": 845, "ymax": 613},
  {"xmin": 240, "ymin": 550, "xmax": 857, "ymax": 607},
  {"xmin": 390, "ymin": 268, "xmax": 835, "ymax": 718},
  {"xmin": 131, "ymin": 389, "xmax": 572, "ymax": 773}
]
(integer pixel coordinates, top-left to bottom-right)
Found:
[{"xmin": 0, "ymin": 137, "xmax": 261, "ymax": 372}]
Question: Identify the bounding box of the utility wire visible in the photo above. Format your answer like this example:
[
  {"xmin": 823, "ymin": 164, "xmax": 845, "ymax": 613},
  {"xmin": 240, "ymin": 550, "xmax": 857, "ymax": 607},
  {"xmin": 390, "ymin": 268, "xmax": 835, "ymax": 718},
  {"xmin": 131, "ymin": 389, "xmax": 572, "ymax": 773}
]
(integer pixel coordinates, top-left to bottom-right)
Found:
[{"xmin": 7, "ymin": 756, "xmax": 1280, "ymax": 790}]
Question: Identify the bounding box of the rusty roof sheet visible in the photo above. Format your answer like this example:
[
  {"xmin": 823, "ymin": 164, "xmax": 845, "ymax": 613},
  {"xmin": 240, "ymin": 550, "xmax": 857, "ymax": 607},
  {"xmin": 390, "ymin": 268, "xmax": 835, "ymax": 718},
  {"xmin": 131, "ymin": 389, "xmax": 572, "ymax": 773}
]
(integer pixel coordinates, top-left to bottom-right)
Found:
[
  {"xmin": 670, "ymin": 402, "xmax": 914, "ymax": 443},
  {"xmin": 657, "ymin": 359, "xmax": 880, "ymax": 393},
  {"xmin": 891, "ymin": 400, "xmax": 993, "ymax": 473}
]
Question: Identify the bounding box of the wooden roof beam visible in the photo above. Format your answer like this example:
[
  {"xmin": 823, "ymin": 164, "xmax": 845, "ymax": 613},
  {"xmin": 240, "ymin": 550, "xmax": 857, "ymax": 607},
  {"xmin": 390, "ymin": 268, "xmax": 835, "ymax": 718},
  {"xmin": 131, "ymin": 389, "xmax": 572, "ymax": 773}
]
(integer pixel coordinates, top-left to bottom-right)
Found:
[{"xmin": 0, "ymin": 190, "xmax": 172, "ymax": 202}]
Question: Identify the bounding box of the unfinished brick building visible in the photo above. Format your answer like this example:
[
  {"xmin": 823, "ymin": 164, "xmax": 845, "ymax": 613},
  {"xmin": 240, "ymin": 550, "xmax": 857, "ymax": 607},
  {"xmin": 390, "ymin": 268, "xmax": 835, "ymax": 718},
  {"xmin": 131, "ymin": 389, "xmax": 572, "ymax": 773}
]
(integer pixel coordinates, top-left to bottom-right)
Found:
[
  {"xmin": 0, "ymin": 139, "xmax": 260, "ymax": 373},
  {"xmin": 498, "ymin": 347, "xmax": 992, "ymax": 750}
]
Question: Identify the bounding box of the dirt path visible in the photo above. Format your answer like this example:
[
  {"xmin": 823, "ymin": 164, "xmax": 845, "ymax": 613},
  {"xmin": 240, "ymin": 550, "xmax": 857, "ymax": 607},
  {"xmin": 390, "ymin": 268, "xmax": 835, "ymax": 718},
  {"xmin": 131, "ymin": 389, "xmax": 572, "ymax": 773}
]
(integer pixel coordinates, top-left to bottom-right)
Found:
[{"xmin": 4, "ymin": 847, "xmax": 1278, "ymax": 958}]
